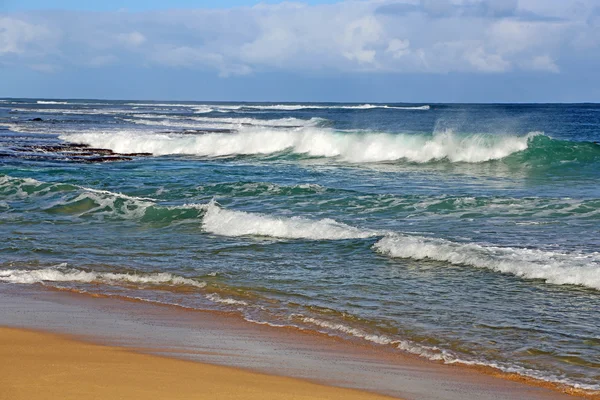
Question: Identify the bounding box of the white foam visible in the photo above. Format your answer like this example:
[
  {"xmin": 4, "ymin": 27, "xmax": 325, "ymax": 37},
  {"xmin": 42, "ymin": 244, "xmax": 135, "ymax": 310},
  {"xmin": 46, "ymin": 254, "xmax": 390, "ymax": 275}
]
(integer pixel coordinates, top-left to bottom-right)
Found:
[
  {"xmin": 0, "ymin": 266, "xmax": 206, "ymax": 288},
  {"xmin": 124, "ymin": 103, "xmax": 197, "ymax": 108},
  {"xmin": 60, "ymin": 128, "xmax": 536, "ymax": 163},
  {"xmin": 374, "ymin": 234, "xmax": 600, "ymax": 290},
  {"xmin": 192, "ymin": 105, "xmax": 215, "ymax": 113},
  {"xmin": 205, "ymin": 293, "xmax": 248, "ymax": 306},
  {"xmin": 36, "ymin": 100, "xmax": 69, "ymax": 104},
  {"xmin": 300, "ymin": 316, "xmax": 395, "ymax": 345},
  {"xmin": 298, "ymin": 316, "xmax": 447, "ymax": 359},
  {"xmin": 202, "ymin": 201, "xmax": 376, "ymax": 240}
]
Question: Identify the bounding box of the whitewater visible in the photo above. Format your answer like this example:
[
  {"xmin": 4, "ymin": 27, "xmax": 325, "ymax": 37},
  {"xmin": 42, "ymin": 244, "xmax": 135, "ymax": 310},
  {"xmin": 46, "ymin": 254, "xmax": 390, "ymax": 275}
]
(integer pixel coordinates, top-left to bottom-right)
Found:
[{"xmin": 60, "ymin": 128, "xmax": 539, "ymax": 163}]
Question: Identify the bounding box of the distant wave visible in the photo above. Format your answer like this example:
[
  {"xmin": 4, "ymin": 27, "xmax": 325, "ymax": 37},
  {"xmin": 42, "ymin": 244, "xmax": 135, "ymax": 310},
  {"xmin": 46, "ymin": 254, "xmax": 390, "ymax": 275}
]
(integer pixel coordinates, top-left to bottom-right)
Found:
[
  {"xmin": 374, "ymin": 234, "xmax": 600, "ymax": 291},
  {"xmin": 124, "ymin": 103, "xmax": 201, "ymax": 108},
  {"xmin": 192, "ymin": 104, "xmax": 430, "ymax": 113},
  {"xmin": 11, "ymin": 107, "xmax": 147, "ymax": 115},
  {"xmin": 60, "ymin": 128, "xmax": 536, "ymax": 163},
  {"xmin": 123, "ymin": 116, "xmax": 327, "ymax": 129},
  {"xmin": 202, "ymin": 200, "xmax": 377, "ymax": 240},
  {"xmin": 119, "ymin": 103, "xmax": 430, "ymax": 112},
  {"xmin": 36, "ymin": 100, "xmax": 69, "ymax": 105}
]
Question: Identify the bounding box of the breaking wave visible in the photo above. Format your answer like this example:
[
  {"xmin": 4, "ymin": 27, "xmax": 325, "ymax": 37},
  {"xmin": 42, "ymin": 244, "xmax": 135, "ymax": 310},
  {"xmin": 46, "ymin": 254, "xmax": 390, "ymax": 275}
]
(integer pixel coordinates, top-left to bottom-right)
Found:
[
  {"xmin": 202, "ymin": 200, "xmax": 377, "ymax": 240},
  {"xmin": 374, "ymin": 235, "xmax": 600, "ymax": 291},
  {"xmin": 60, "ymin": 128, "xmax": 537, "ymax": 163}
]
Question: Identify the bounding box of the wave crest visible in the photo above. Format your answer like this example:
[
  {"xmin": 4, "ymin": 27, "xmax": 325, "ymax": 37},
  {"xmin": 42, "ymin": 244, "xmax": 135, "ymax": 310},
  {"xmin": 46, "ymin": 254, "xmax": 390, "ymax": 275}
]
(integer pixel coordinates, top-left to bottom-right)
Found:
[
  {"xmin": 202, "ymin": 201, "xmax": 377, "ymax": 240},
  {"xmin": 60, "ymin": 128, "xmax": 536, "ymax": 163},
  {"xmin": 374, "ymin": 234, "xmax": 600, "ymax": 291}
]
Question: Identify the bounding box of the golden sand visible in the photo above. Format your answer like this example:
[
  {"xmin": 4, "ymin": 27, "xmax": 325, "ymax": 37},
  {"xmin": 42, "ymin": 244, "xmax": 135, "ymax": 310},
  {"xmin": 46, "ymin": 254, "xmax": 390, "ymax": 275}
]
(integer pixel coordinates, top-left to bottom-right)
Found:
[{"xmin": 0, "ymin": 327, "xmax": 396, "ymax": 400}]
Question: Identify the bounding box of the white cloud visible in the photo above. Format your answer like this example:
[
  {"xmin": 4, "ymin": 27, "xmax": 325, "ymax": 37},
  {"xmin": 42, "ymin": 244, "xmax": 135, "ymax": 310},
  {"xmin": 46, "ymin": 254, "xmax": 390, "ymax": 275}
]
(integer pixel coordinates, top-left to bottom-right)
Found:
[
  {"xmin": 117, "ymin": 31, "xmax": 146, "ymax": 47},
  {"xmin": 386, "ymin": 39, "xmax": 411, "ymax": 59},
  {"xmin": 87, "ymin": 54, "xmax": 118, "ymax": 67},
  {"xmin": 0, "ymin": 17, "xmax": 53, "ymax": 55},
  {"xmin": 0, "ymin": 1, "xmax": 598, "ymax": 76},
  {"xmin": 522, "ymin": 54, "xmax": 559, "ymax": 73},
  {"xmin": 29, "ymin": 63, "xmax": 60, "ymax": 73}
]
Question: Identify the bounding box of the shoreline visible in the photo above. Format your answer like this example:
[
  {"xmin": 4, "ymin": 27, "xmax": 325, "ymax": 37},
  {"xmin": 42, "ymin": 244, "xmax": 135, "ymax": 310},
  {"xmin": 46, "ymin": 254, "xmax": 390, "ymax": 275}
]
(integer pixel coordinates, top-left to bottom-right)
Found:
[
  {"xmin": 0, "ymin": 284, "xmax": 592, "ymax": 400},
  {"xmin": 42, "ymin": 285, "xmax": 600, "ymax": 399},
  {"xmin": 0, "ymin": 326, "xmax": 395, "ymax": 400}
]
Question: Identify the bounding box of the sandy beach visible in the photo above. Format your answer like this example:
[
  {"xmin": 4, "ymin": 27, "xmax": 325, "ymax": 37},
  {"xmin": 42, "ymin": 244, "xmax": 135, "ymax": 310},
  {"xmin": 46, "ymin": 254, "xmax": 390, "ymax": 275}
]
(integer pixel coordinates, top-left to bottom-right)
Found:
[
  {"xmin": 0, "ymin": 326, "xmax": 398, "ymax": 400},
  {"xmin": 0, "ymin": 285, "xmax": 587, "ymax": 400}
]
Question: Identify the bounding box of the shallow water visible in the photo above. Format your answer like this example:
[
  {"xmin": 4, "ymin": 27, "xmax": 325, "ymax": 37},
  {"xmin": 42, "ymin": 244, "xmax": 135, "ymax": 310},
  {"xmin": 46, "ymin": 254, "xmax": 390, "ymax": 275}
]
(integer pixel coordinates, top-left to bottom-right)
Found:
[{"xmin": 1, "ymin": 99, "xmax": 600, "ymax": 391}]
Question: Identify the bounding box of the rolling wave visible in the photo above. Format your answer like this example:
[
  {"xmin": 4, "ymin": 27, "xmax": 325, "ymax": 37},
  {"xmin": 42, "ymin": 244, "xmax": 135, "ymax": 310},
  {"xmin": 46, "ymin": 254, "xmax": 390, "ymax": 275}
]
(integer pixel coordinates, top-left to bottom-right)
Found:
[
  {"xmin": 5, "ymin": 175, "xmax": 600, "ymax": 224},
  {"xmin": 5, "ymin": 174, "xmax": 600, "ymax": 290},
  {"xmin": 374, "ymin": 235, "xmax": 600, "ymax": 291},
  {"xmin": 202, "ymin": 200, "xmax": 377, "ymax": 240},
  {"xmin": 60, "ymin": 128, "xmax": 538, "ymax": 163}
]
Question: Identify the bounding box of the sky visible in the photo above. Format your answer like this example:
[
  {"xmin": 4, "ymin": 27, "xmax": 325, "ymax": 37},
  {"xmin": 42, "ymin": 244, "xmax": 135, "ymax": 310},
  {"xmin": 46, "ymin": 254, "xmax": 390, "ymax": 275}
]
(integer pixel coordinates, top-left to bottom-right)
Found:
[{"xmin": 1, "ymin": 0, "xmax": 599, "ymax": 102}]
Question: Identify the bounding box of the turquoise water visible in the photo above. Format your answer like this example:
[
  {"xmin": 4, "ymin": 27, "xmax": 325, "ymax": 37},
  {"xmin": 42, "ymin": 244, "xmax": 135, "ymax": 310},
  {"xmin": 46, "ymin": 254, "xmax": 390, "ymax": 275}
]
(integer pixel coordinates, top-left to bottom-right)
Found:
[{"xmin": 1, "ymin": 99, "xmax": 600, "ymax": 391}]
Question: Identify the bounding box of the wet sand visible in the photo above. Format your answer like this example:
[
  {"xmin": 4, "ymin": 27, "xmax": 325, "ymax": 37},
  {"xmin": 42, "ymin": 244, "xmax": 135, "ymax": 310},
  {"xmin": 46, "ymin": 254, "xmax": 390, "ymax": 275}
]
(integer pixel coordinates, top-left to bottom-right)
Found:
[{"xmin": 0, "ymin": 285, "xmax": 588, "ymax": 400}]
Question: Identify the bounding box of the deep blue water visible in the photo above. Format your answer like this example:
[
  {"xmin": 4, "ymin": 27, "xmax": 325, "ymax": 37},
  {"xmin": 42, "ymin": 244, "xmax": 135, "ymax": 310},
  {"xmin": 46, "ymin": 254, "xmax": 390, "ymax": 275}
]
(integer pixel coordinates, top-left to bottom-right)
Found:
[{"xmin": 1, "ymin": 99, "xmax": 600, "ymax": 391}]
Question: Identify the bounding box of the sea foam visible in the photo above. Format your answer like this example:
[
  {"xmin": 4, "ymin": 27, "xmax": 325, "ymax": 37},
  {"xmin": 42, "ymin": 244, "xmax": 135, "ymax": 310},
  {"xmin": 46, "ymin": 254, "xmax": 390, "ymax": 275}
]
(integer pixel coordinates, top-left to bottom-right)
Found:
[
  {"xmin": 60, "ymin": 128, "xmax": 536, "ymax": 163},
  {"xmin": 374, "ymin": 234, "xmax": 600, "ymax": 290},
  {"xmin": 0, "ymin": 266, "xmax": 206, "ymax": 287}
]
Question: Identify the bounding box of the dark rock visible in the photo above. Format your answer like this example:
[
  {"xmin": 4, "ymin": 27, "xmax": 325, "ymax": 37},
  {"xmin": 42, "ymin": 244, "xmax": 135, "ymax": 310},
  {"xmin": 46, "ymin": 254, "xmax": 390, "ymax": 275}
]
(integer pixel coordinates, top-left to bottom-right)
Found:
[
  {"xmin": 31, "ymin": 118, "xmax": 43, "ymax": 122},
  {"xmin": 121, "ymin": 152, "xmax": 153, "ymax": 156}
]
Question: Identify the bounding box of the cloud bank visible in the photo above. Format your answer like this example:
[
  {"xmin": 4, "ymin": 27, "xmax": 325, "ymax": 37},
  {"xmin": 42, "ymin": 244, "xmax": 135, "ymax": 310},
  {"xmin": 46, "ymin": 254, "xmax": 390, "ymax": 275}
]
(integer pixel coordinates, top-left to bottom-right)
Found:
[{"xmin": 1, "ymin": 0, "xmax": 598, "ymax": 78}]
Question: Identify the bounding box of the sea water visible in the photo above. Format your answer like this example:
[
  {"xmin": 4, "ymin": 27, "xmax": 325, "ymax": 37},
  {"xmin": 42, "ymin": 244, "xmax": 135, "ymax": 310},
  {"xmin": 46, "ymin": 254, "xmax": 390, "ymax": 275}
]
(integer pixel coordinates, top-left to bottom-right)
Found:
[{"xmin": 1, "ymin": 99, "xmax": 599, "ymax": 391}]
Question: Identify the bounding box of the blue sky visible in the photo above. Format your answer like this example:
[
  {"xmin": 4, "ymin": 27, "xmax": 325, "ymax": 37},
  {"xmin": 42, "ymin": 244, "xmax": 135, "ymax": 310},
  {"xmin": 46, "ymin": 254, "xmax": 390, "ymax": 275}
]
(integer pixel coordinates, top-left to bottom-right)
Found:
[
  {"xmin": 0, "ymin": 0, "xmax": 339, "ymax": 11},
  {"xmin": 1, "ymin": 0, "xmax": 599, "ymax": 102}
]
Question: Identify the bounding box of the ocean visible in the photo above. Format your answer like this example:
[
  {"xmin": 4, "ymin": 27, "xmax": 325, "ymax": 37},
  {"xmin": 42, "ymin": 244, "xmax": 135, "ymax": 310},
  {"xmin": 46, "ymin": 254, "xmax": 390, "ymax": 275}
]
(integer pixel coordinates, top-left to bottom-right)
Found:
[{"xmin": 1, "ymin": 99, "xmax": 599, "ymax": 392}]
